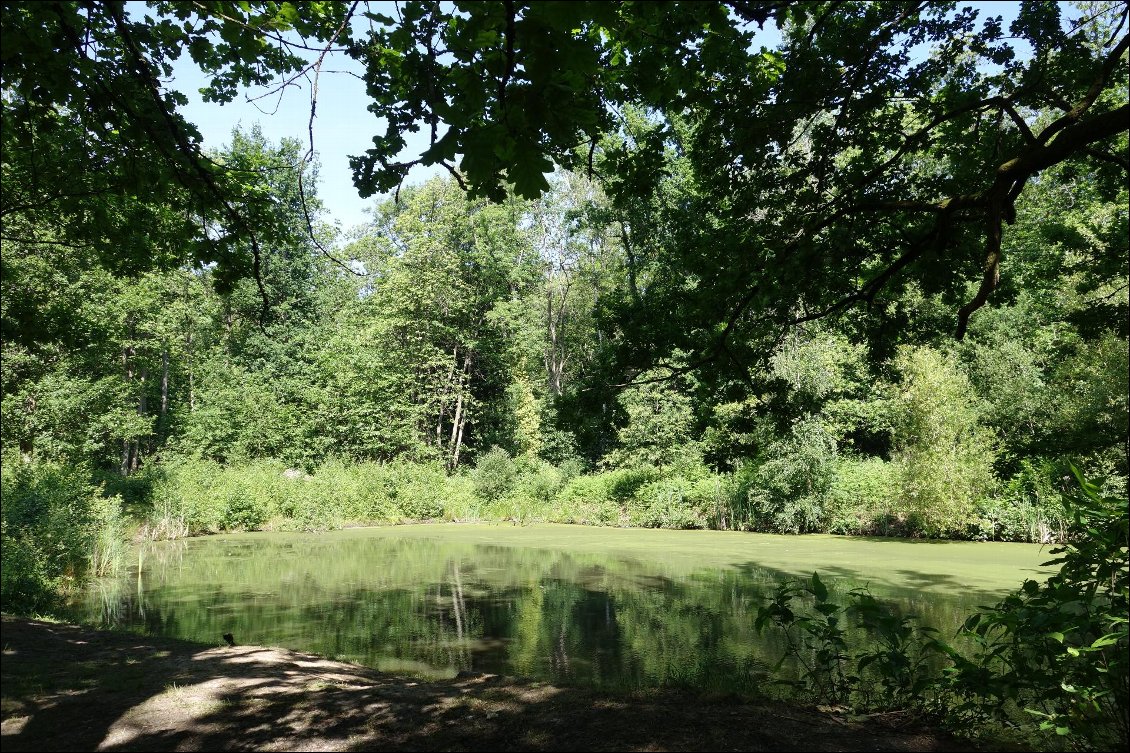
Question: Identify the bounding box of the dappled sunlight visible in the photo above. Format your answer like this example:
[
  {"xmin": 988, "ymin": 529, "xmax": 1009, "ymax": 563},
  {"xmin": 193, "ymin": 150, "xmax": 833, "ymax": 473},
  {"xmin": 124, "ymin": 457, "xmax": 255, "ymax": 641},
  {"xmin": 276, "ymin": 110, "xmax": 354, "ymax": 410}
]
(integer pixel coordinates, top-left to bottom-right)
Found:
[
  {"xmin": 3, "ymin": 2, "xmax": 1124, "ymax": 750},
  {"xmin": 0, "ymin": 715, "xmax": 30, "ymax": 735},
  {"xmin": 1, "ymin": 614, "xmax": 977, "ymax": 751},
  {"xmin": 47, "ymin": 525, "xmax": 1057, "ymax": 711}
]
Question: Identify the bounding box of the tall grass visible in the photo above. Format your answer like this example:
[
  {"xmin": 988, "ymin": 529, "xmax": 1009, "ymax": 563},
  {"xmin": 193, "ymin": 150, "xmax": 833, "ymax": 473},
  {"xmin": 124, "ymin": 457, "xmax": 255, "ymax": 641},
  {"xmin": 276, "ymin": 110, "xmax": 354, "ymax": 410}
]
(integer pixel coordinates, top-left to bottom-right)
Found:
[
  {"xmin": 89, "ymin": 495, "xmax": 129, "ymax": 577},
  {"xmin": 138, "ymin": 451, "xmax": 1075, "ymax": 542},
  {"xmin": 0, "ymin": 456, "xmax": 130, "ymax": 613},
  {"xmin": 145, "ymin": 457, "xmax": 477, "ymax": 536}
]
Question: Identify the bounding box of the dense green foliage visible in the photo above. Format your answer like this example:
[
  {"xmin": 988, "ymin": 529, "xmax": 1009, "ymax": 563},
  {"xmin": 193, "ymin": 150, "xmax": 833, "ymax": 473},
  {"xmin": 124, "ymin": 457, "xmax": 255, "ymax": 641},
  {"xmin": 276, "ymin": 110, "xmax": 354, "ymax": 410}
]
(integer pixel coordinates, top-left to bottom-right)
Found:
[
  {"xmin": 951, "ymin": 466, "xmax": 1128, "ymax": 750},
  {"xmin": 755, "ymin": 470, "xmax": 1128, "ymax": 750},
  {"xmin": 2, "ymin": 128, "xmax": 1125, "ymax": 551},
  {"xmin": 0, "ymin": 457, "xmax": 127, "ymax": 612},
  {"xmin": 1, "ymin": 3, "xmax": 1126, "ymax": 748}
]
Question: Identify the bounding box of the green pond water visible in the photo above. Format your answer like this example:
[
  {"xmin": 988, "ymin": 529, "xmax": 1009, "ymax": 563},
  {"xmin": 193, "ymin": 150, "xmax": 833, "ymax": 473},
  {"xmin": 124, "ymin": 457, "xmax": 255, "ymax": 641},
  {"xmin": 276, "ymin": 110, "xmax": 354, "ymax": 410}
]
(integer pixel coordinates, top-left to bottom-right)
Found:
[{"xmin": 68, "ymin": 523, "xmax": 1057, "ymax": 696}]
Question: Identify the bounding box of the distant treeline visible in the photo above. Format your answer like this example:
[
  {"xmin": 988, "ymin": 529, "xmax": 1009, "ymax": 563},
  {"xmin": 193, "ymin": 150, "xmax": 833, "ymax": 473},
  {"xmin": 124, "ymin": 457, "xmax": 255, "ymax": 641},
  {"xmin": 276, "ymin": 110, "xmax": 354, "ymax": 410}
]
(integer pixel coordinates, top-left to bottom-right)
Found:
[{"xmin": 2, "ymin": 128, "xmax": 1127, "ymax": 612}]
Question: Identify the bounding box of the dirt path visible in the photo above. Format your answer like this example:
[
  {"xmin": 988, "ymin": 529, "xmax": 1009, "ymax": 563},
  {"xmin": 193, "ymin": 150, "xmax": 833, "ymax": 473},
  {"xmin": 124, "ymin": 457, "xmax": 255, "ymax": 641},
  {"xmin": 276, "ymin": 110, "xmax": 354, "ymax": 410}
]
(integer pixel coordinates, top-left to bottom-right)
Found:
[{"xmin": 1, "ymin": 615, "xmax": 983, "ymax": 752}]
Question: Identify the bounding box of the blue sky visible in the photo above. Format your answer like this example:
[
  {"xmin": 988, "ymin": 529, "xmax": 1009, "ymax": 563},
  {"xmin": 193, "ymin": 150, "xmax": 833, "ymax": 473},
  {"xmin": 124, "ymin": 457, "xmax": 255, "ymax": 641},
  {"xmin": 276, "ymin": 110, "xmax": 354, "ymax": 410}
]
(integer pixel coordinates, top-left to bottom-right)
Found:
[
  {"xmin": 168, "ymin": 16, "xmax": 427, "ymax": 234},
  {"xmin": 165, "ymin": 2, "xmax": 1032, "ymax": 232}
]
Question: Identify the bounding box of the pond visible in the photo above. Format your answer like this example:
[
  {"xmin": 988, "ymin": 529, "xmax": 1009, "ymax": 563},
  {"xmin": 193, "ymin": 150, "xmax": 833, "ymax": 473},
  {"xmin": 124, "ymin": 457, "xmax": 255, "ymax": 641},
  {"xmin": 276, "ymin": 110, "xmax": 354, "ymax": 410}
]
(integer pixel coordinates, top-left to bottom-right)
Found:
[{"xmin": 67, "ymin": 524, "xmax": 1057, "ymax": 697}]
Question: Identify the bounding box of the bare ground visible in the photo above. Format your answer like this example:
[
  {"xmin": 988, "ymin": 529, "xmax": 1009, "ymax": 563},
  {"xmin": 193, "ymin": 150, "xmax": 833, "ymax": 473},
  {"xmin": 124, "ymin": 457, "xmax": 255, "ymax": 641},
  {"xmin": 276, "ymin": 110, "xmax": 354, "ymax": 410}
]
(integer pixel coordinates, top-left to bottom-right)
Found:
[{"xmin": 1, "ymin": 615, "xmax": 985, "ymax": 752}]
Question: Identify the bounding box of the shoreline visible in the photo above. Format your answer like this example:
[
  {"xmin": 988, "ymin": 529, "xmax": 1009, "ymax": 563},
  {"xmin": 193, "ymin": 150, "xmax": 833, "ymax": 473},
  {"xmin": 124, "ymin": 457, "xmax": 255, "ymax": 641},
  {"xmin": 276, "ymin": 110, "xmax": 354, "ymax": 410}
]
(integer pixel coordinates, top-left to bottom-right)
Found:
[{"xmin": 0, "ymin": 614, "xmax": 987, "ymax": 752}]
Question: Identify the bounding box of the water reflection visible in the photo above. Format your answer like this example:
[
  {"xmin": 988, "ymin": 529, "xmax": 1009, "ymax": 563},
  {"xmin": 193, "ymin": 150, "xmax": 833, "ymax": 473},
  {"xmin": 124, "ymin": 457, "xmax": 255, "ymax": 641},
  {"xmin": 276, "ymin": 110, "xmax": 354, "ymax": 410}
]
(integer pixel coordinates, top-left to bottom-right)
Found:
[{"xmin": 68, "ymin": 528, "xmax": 1024, "ymax": 697}]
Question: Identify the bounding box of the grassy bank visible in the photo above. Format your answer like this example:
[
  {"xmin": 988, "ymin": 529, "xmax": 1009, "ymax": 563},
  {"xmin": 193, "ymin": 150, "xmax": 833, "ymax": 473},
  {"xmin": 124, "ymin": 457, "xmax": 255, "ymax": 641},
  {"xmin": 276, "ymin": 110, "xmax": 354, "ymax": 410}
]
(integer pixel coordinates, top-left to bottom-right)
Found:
[
  {"xmin": 137, "ymin": 454, "xmax": 1073, "ymax": 543},
  {"xmin": 0, "ymin": 451, "xmax": 1075, "ymax": 614}
]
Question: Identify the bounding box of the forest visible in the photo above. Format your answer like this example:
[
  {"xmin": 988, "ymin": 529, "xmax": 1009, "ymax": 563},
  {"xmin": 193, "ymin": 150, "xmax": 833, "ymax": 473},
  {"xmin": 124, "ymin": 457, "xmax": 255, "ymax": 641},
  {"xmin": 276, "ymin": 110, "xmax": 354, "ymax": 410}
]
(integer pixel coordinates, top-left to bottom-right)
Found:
[{"xmin": 1, "ymin": 1, "xmax": 1127, "ymax": 751}]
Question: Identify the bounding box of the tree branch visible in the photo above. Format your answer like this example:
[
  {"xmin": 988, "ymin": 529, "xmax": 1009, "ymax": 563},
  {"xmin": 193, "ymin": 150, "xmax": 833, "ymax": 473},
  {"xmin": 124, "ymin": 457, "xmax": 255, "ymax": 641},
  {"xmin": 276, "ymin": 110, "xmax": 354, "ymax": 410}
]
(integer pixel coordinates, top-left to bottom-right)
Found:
[
  {"xmin": 1037, "ymin": 32, "xmax": 1129, "ymax": 146},
  {"xmin": 106, "ymin": 6, "xmax": 274, "ymax": 329}
]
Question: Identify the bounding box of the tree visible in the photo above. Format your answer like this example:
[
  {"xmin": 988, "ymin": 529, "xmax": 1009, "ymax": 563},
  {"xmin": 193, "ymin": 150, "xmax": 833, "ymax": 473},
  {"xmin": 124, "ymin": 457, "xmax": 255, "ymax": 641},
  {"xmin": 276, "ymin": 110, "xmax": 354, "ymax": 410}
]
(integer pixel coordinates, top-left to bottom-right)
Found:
[
  {"xmin": 309, "ymin": 178, "xmax": 548, "ymax": 467},
  {"xmin": 343, "ymin": 0, "xmax": 1130, "ymax": 357},
  {"xmin": 1, "ymin": 0, "xmax": 350, "ymax": 313},
  {"xmin": 891, "ymin": 346, "xmax": 997, "ymax": 536},
  {"xmin": 5, "ymin": 2, "xmax": 1125, "ymax": 357}
]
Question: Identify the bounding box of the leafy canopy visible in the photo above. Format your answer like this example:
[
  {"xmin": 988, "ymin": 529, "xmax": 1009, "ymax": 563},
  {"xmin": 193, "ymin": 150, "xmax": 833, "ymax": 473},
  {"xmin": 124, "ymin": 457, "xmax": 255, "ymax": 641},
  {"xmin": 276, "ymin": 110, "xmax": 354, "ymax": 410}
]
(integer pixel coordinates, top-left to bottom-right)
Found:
[{"xmin": 2, "ymin": 1, "xmax": 1126, "ymax": 350}]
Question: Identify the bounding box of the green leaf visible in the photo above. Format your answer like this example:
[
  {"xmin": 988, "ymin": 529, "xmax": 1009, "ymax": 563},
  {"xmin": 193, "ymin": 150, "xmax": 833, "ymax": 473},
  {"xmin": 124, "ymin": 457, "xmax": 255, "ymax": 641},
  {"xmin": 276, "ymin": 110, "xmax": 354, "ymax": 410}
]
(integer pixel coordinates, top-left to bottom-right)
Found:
[
  {"xmin": 810, "ymin": 572, "xmax": 828, "ymax": 602},
  {"xmin": 1090, "ymin": 633, "xmax": 1124, "ymax": 649},
  {"xmin": 814, "ymin": 601, "xmax": 839, "ymax": 616},
  {"xmin": 508, "ymin": 154, "xmax": 552, "ymax": 200}
]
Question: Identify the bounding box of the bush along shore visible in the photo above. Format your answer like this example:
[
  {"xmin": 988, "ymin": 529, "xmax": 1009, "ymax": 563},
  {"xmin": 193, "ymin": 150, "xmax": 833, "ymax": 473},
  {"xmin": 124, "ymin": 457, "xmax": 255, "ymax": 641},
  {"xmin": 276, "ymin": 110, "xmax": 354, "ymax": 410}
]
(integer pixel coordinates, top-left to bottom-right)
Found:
[
  {"xmin": 2, "ymin": 453, "xmax": 1126, "ymax": 752},
  {"xmin": 0, "ymin": 447, "xmax": 1086, "ymax": 613},
  {"xmin": 5, "ymin": 6, "xmax": 1128, "ymax": 751}
]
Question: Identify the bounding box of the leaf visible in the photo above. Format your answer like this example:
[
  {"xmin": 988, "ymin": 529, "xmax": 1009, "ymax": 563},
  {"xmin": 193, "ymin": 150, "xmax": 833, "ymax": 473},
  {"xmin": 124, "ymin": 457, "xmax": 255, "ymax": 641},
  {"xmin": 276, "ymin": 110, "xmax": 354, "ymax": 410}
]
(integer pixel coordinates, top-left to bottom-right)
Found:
[
  {"xmin": 275, "ymin": 3, "xmax": 299, "ymax": 28},
  {"xmin": 810, "ymin": 571, "xmax": 828, "ymax": 602},
  {"xmin": 1090, "ymin": 633, "xmax": 1123, "ymax": 649},
  {"xmin": 508, "ymin": 154, "xmax": 552, "ymax": 200}
]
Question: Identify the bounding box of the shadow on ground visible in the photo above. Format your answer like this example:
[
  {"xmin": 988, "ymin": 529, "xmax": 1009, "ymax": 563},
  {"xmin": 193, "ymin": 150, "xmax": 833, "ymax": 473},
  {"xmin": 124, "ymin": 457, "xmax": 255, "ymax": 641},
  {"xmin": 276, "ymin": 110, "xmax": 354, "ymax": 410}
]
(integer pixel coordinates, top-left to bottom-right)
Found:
[{"xmin": 1, "ymin": 615, "xmax": 981, "ymax": 752}]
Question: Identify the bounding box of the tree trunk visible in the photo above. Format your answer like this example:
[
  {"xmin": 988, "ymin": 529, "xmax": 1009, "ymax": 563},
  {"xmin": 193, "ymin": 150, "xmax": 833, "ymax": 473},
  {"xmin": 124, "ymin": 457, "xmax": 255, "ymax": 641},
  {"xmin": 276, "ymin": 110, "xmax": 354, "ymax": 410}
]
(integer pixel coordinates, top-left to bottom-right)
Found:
[
  {"xmin": 132, "ymin": 366, "xmax": 147, "ymax": 472},
  {"xmin": 546, "ymin": 285, "xmax": 556, "ymax": 393},
  {"xmin": 544, "ymin": 272, "xmax": 571, "ymax": 396},
  {"xmin": 437, "ymin": 347, "xmax": 457, "ymax": 449},
  {"xmin": 186, "ymin": 331, "xmax": 195, "ymax": 411},
  {"xmin": 448, "ymin": 388, "xmax": 463, "ymax": 450},
  {"xmin": 448, "ymin": 353, "xmax": 472, "ymax": 470},
  {"xmin": 452, "ymin": 405, "xmax": 468, "ymax": 470},
  {"xmin": 121, "ymin": 325, "xmax": 135, "ymax": 476},
  {"xmin": 160, "ymin": 348, "xmax": 169, "ymax": 417}
]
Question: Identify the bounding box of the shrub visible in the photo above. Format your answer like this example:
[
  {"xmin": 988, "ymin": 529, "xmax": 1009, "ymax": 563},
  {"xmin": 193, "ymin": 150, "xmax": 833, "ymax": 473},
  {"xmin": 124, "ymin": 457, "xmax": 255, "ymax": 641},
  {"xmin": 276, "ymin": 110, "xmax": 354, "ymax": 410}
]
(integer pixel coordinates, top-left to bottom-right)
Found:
[
  {"xmin": 755, "ymin": 573, "xmax": 949, "ymax": 713},
  {"xmin": 728, "ymin": 462, "xmax": 759, "ymax": 530},
  {"xmin": 385, "ymin": 460, "xmax": 453, "ymax": 520},
  {"xmin": 606, "ymin": 466, "xmax": 661, "ymax": 502},
  {"xmin": 149, "ymin": 457, "xmax": 221, "ymax": 533},
  {"xmin": 630, "ymin": 479, "xmax": 702, "ymax": 529},
  {"xmin": 970, "ymin": 460, "xmax": 1074, "ymax": 543},
  {"xmin": 745, "ymin": 416, "xmax": 837, "ymax": 534},
  {"xmin": 971, "ymin": 495, "xmax": 1068, "ymax": 543},
  {"xmin": 471, "ymin": 446, "xmax": 518, "ymax": 502},
  {"xmin": 148, "ymin": 457, "xmax": 483, "ymax": 533},
  {"xmin": 148, "ymin": 457, "xmax": 281, "ymax": 533},
  {"xmin": 0, "ymin": 458, "xmax": 126, "ymax": 613},
  {"xmin": 891, "ymin": 346, "xmax": 997, "ymax": 537},
  {"xmin": 556, "ymin": 456, "xmax": 587, "ymax": 484},
  {"xmin": 827, "ymin": 457, "xmax": 898, "ymax": 535},
  {"xmin": 222, "ymin": 477, "xmax": 270, "ymax": 530},
  {"xmin": 555, "ymin": 473, "xmax": 622, "ymax": 525},
  {"xmin": 527, "ymin": 461, "xmax": 565, "ymax": 503},
  {"xmin": 628, "ymin": 473, "xmax": 727, "ymax": 529},
  {"xmin": 345, "ymin": 462, "xmax": 401, "ymax": 521},
  {"xmin": 691, "ymin": 474, "xmax": 734, "ymax": 530},
  {"xmin": 952, "ymin": 466, "xmax": 1128, "ymax": 750}
]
